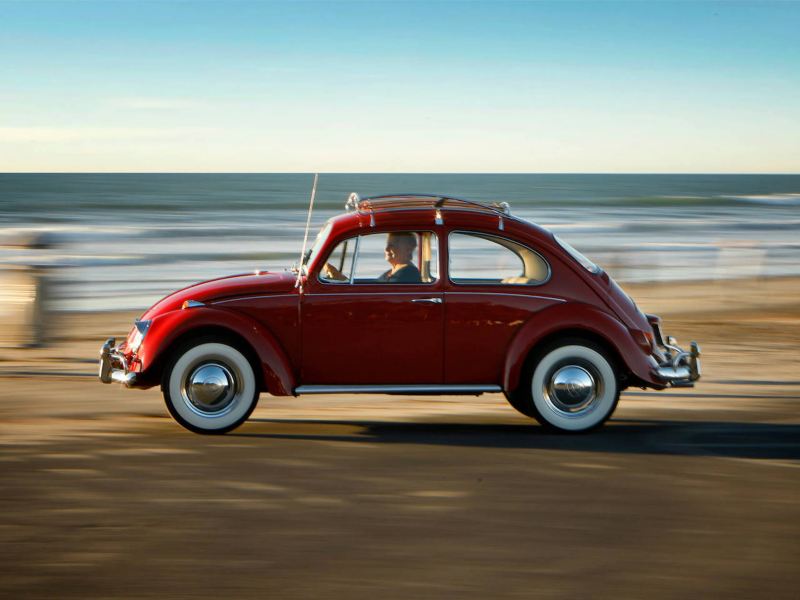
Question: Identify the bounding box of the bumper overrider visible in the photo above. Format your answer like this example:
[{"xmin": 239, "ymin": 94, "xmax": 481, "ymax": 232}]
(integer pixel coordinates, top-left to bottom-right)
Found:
[
  {"xmin": 99, "ymin": 337, "xmax": 138, "ymax": 386},
  {"xmin": 649, "ymin": 320, "xmax": 701, "ymax": 387}
]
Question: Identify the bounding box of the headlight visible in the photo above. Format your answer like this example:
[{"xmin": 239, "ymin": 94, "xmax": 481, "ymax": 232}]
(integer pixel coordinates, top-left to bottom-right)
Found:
[{"xmin": 129, "ymin": 319, "xmax": 152, "ymax": 353}]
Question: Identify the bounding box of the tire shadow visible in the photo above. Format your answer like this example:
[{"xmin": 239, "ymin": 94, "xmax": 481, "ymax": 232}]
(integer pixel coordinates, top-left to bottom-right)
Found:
[{"xmin": 235, "ymin": 418, "xmax": 800, "ymax": 460}]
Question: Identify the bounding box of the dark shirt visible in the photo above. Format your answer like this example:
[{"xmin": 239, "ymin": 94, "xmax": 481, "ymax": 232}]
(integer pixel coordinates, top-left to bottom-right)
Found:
[{"xmin": 377, "ymin": 263, "xmax": 422, "ymax": 283}]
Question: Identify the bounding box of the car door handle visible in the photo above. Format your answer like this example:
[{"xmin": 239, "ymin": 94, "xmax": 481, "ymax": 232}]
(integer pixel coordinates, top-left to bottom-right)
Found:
[{"xmin": 411, "ymin": 297, "xmax": 442, "ymax": 304}]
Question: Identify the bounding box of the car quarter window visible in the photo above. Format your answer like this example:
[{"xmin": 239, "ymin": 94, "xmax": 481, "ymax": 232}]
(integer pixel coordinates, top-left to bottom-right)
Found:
[
  {"xmin": 319, "ymin": 231, "xmax": 438, "ymax": 285},
  {"xmin": 448, "ymin": 232, "xmax": 550, "ymax": 285}
]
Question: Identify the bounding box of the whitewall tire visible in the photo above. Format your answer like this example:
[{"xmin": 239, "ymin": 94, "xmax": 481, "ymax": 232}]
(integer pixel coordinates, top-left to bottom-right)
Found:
[
  {"xmin": 508, "ymin": 342, "xmax": 619, "ymax": 432},
  {"xmin": 163, "ymin": 342, "xmax": 259, "ymax": 434}
]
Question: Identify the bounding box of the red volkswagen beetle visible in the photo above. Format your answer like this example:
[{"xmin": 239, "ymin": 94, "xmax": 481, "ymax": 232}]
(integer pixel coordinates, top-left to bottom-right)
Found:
[{"xmin": 100, "ymin": 194, "xmax": 700, "ymax": 434}]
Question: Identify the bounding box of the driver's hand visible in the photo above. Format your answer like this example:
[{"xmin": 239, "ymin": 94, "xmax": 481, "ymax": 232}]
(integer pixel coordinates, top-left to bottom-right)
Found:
[{"xmin": 323, "ymin": 263, "xmax": 346, "ymax": 281}]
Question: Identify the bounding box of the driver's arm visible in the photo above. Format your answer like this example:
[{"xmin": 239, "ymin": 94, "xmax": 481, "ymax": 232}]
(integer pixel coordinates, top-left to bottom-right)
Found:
[{"xmin": 322, "ymin": 262, "xmax": 348, "ymax": 281}]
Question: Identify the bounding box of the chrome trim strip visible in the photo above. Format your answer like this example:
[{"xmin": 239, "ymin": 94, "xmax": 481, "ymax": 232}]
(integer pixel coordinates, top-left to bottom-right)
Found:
[
  {"xmin": 295, "ymin": 384, "xmax": 502, "ymax": 394},
  {"xmin": 304, "ymin": 291, "xmax": 563, "ymax": 301},
  {"xmin": 211, "ymin": 293, "xmax": 299, "ymax": 304},
  {"xmin": 317, "ymin": 281, "xmax": 439, "ymax": 287},
  {"xmin": 444, "ymin": 291, "xmax": 566, "ymax": 302},
  {"xmin": 306, "ymin": 292, "xmax": 445, "ymax": 297}
]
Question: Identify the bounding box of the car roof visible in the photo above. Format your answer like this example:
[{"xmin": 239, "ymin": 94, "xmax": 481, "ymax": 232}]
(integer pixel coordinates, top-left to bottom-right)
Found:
[{"xmin": 326, "ymin": 193, "xmax": 553, "ymax": 243}]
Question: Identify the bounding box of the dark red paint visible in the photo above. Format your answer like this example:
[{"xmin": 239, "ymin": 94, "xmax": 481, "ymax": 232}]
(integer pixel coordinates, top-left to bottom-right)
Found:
[{"xmin": 120, "ymin": 204, "xmax": 667, "ymax": 395}]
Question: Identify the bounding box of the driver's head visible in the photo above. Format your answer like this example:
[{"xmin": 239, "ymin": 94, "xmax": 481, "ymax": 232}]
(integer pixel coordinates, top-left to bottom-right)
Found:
[{"xmin": 385, "ymin": 232, "xmax": 417, "ymax": 266}]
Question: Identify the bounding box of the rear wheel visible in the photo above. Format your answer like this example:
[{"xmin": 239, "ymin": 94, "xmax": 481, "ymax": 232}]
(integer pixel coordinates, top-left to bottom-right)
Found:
[
  {"xmin": 163, "ymin": 341, "xmax": 259, "ymax": 434},
  {"xmin": 506, "ymin": 341, "xmax": 619, "ymax": 432}
]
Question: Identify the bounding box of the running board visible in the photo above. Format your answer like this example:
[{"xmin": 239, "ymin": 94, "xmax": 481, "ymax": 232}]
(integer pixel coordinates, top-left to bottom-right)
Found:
[{"xmin": 294, "ymin": 384, "xmax": 502, "ymax": 395}]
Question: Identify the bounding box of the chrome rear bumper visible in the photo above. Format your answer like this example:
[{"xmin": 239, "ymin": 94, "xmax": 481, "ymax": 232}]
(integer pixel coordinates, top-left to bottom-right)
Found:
[
  {"xmin": 650, "ymin": 328, "xmax": 701, "ymax": 388},
  {"xmin": 654, "ymin": 340, "xmax": 701, "ymax": 386},
  {"xmin": 99, "ymin": 337, "xmax": 137, "ymax": 387}
]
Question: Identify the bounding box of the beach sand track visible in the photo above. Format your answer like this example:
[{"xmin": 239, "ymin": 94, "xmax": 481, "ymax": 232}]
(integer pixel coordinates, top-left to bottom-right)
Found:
[{"xmin": 0, "ymin": 277, "xmax": 798, "ymax": 598}]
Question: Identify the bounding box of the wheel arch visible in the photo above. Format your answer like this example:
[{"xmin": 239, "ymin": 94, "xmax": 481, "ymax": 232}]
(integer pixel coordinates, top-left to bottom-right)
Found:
[
  {"xmin": 522, "ymin": 328, "xmax": 625, "ymax": 380},
  {"xmin": 503, "ymin": 302, "xmax": 656, "ymax": 394},
  {"xmin": 154, "ymin": 325, "xmax": 263, "ymax": 389},
  {"xmin": 137, "ymin": 308, "xmax": 296, "ymax": 395}
]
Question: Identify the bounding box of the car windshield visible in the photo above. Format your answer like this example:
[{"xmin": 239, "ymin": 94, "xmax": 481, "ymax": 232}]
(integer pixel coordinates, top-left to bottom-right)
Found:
[
  {"xmin": 301, "ymin": 222, "xmax": 332, "ymax": 275},
  {"xmin": 554, "ymin": 235, "xmax": 602, "ymax": 274}
]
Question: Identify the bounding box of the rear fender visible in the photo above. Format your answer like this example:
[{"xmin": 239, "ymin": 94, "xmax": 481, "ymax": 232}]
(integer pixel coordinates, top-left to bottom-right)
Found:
[
  {"xmin": 503, "ymin": 302, "xmax": 662, "ymax": 392},
  {"xmin": 137, "ymin": 307, "xmax": 295, "ymax": 396}
]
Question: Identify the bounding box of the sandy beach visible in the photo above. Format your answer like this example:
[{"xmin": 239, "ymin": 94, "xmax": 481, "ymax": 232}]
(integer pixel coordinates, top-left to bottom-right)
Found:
[{"xmin": 1, "ymin": 276, "xmax": 798, "ymax": 598}]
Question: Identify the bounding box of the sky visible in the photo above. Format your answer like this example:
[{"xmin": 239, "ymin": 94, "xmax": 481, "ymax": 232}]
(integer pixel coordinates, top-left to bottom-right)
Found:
[{"xmin": 0, "ymin": 0, "xmax": 798, "ymax": 173}]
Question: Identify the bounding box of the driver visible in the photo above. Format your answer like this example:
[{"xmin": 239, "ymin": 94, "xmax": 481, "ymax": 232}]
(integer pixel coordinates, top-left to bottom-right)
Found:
[
  {"xmin": 377, "ymin": 232, "xmax": 422, "ymax": 283},
  {"xmin": 322, "ymin": 232, "xmax": 422, "ymax": 283}
]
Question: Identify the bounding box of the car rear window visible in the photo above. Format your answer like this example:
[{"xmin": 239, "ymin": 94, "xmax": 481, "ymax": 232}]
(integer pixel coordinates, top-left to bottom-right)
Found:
[{"xmin": 448, "ymin": 232, "xmax": 549, "ymax": 285}]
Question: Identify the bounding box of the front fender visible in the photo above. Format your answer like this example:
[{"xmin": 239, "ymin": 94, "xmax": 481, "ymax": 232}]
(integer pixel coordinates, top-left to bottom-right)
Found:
[
  {"xmin": 503, "ymin": 302, "xmax": 662, "ymax": 393},
  {"xmin": 137, "ymin": 307, "xmax": 296, "ymax": 396}
]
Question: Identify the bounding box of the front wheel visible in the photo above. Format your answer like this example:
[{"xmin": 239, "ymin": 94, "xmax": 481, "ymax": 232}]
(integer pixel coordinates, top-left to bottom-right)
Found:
[
  {"xmin": 163, "ymin": 341, "xmax": 259, "ymax": 434},
  {"xmin": 507, "ymin": 342, "xmax": 619, "ymax": 432}
]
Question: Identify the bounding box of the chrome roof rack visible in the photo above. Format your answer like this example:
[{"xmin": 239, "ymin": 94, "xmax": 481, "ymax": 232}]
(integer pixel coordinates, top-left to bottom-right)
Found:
[{"xmin": 343, "ymin": 193, "xmax": 514, "ymax": 228}]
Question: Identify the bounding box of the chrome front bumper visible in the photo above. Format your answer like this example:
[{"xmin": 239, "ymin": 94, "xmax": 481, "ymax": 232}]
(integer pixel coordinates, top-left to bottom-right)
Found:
[
  {"xmin": 99, "ymin": 337, "xmax": 137, "ymax": 387},
  {"xmin": 649, "ymin": 323, "xmax": 701, "ymax": 387}
]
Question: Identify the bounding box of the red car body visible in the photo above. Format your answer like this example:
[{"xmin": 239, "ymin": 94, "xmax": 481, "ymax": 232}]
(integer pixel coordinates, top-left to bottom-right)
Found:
[{"xmin": 100, "ymin": 194, "xmax": 700, "ymax": 434}]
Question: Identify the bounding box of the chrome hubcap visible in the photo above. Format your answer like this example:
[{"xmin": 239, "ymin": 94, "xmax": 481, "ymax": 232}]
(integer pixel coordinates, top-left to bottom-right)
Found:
[
  {"xmin": 544, "ymin": 365, "xmax": 598, "ymax": 414},
  {"xmin": 183, "ymin": 363, "xmax": 236, "ymax": 414}
]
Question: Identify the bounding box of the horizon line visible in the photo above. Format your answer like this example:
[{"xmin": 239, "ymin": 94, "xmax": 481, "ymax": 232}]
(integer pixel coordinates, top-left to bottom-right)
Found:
[{"xmin": 2, "ymin": 171, "xmax": 799, "ymax": 176}]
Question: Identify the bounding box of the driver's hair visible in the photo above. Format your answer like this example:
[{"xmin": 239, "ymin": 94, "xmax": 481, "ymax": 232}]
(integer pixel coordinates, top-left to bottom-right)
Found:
[{"xmin": 387, "ymin": 232, "xmax": 417, "ymax": 250}]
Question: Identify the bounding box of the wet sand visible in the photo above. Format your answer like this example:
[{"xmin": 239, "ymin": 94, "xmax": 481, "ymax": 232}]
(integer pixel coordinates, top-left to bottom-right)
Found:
[{"xmin": 1, "ymin": 277, "xmax": 798, "ymax": 598}]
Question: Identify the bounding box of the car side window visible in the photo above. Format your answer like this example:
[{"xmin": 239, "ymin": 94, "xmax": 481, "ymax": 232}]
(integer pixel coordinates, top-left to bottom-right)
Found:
[
  {"xmin": 353, "ymin": 231, "xmax": 438, "ymax": 284},
  {"xmin": 448, "ymin": 232, "xmax": 549, "ymax": 285},
  {"xmin": 319, "ymin": 231, "xmax": 438, "ymax": 285}
]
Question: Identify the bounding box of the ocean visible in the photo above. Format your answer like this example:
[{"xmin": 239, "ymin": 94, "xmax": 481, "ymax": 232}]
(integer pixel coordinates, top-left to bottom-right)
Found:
[{"xmin": 1, "ymin": 173, "xmax": 798, "ymax": 311}]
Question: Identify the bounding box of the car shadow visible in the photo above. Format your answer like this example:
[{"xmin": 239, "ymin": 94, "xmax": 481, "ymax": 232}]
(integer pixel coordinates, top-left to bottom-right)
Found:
[{"xmin": 235, "ymin": 418, "xmax": 800, "ymax": 460}]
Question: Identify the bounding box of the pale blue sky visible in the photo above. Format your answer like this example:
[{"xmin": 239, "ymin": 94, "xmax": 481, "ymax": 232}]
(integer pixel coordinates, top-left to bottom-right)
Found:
[{"xmin": 1, "ymin": 0, "xmax": 798, "ymax": 172}]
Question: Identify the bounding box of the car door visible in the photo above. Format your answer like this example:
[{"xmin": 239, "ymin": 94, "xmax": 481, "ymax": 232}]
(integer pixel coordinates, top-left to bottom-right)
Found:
[
  {"xmin": 301, "ymin": 230, "xmax": 444, "ymax": 385},
  {"xmin": 444, "ymin": 230, "xmax": 559, "ymax": 384}
]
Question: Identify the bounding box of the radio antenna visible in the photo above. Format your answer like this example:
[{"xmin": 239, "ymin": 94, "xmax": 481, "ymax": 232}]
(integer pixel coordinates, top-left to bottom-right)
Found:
[{"xmin": 296, "ymin": 172, "xmax": 319, "ymax": 289}]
